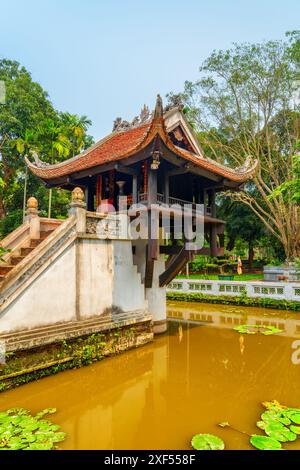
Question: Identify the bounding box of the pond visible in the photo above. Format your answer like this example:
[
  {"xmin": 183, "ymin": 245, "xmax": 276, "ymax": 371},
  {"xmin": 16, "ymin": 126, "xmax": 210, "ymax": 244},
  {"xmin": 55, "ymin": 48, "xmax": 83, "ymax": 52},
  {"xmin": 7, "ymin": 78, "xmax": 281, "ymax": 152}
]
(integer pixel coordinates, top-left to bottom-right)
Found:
[{"xmin": 1, "ymin": 301, "xmax": 300, "ymax": 450}]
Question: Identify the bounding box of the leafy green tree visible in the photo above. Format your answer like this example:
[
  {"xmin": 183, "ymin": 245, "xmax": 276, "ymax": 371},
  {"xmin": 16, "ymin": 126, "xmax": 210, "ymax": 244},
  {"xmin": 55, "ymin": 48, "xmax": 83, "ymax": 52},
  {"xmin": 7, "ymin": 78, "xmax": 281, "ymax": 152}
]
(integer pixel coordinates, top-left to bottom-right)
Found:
[
  {"xmin": 0, "ymin": 59, "xmax": 94, "ymax": 236},
  {"xmin": 0, "ymin": 59, "xmax": 55, "ymax": 219},
  {"xmin": 218, "ymin": 198, "xmax": 266, "ymax": 268},
  {"xmin": 59, "ymin": 112, "xmax": 93, "ymax": 155},
  {"xmin": 168, "ymin": 36, "xmax": 300, "ymax": 258}
]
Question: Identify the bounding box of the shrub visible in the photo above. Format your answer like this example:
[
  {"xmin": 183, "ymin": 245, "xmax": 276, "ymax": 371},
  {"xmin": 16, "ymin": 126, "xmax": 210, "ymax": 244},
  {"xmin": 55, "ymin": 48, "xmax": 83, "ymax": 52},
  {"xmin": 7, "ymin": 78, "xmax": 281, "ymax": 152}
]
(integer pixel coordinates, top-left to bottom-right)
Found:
[{"xmin": 166, "ymin": 292, "xmax": 300, "ymax": 311}]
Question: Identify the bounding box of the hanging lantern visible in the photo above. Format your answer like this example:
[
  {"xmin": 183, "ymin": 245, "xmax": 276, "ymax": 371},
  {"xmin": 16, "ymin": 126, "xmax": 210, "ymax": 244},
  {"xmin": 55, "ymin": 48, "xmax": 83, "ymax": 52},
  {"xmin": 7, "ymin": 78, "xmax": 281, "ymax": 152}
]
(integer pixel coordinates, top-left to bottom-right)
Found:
[{"xmin": 151, "ymin": 151, "xmax": 161, "ymax": 170}]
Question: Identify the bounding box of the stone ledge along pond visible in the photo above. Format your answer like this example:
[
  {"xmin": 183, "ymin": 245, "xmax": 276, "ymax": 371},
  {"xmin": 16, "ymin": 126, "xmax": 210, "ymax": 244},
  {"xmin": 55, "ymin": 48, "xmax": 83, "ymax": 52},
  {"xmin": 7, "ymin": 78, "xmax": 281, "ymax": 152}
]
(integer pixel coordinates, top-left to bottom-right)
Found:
[{"xmin": 1, "ymin": 301, "xmax": 300, "ymax": 450}]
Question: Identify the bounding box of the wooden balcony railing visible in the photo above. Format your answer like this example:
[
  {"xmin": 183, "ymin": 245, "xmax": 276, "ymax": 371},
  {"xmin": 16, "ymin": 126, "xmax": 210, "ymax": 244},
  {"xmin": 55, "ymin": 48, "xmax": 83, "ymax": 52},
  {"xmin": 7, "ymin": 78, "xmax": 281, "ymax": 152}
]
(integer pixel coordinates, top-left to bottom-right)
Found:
[{"xmin": 138, "ymin": 193, "xmax": 212, "ymax": 216}]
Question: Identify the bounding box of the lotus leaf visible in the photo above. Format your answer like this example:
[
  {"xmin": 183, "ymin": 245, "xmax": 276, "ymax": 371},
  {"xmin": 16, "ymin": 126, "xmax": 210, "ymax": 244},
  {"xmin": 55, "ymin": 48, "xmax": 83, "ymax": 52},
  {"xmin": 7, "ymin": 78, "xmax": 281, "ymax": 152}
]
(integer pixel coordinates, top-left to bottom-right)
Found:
[
  {"xmin": 250, "ymin": 435, "xmax": 282, "ymax": 450},
  {"xmin": 284, "ymin": 411, "xmax": 300, "ymax": 425},
  {"xmin": 290, "ymin": 425, "xmax": 300, "ymax": 435},
  {"xmin": 234, "ymin": 325, "xmax": 283, "ymax": 336},
  {"xmin": 264, "ymin": 424, "xmax": 297, "ymax": 442},
  {"xmin": 26, "ymin": 442, "xmax": 54, "ymax": 450},
  {"xmin": 262, "ymin": 400, "xmax": 287, "ymax": 412},
  {"xmin": 261, "ymin": 411, "xmax": 291, "ymax": 426},
  {"xmin": 0, "ymin": 408, "xmax": 66, "ymax": 450},
  {"xmin": 191, "ymin": 433, "xmax": 225, "ymax": 450},
  {"xmin": 35, "ymin": 408, "xmax": 57, "ymax": 420},
  {"xmin": 256, "ymin": 421, "xmax": 266, "ymax": 430}
]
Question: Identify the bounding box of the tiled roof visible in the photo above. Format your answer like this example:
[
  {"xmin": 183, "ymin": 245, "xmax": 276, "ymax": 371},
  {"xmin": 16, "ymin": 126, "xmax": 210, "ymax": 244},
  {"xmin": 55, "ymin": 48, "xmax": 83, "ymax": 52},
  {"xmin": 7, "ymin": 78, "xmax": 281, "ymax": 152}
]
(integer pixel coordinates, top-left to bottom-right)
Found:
[
  {"xmin": 26, "ymin": 122, "xmax": 151, "ymax": 180},
  {"xmin": 26, "ymin": 100, "xmax": 257, "ymax": 184}
]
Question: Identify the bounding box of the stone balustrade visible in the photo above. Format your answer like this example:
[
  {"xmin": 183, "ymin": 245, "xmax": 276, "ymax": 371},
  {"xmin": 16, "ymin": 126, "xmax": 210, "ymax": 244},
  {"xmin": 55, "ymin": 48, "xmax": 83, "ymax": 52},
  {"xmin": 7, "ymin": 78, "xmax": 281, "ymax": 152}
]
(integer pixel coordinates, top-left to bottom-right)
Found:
[{"xmin": 167, "ymin": 278, "xmax": 300, "ymax": 301}]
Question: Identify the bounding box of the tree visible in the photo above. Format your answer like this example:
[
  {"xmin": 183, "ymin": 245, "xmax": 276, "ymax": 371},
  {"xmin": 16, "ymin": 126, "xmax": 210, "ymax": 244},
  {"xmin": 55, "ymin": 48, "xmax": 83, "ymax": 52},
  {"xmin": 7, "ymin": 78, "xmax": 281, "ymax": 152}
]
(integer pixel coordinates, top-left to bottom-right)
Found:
[
  {"xmin": 0, "ymin": 59, "xmax": 55, "ymax": 219},
  {"xmin": 218, "ymin": 197, "xmax": 266, "ymax": 268},
  {"xmin": 59, "ymin": 112, "xmax": 93, "ymax": 155},
  {"xmin": 270, "ymin": 148, "xmax": 300, "ymax": 204},
  {"xmin": 168, "ymin": 37, "xmax": 300, "ymax": 259},
  {"xmin": 0, "ymin": 59, "xmax": 94, "ymax": 234}
]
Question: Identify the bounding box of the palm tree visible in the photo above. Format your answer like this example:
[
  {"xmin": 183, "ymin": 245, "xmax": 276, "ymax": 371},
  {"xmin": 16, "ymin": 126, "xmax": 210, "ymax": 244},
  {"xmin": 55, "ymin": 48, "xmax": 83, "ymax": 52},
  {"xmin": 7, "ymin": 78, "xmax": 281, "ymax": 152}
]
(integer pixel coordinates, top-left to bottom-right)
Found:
[
  {"xmin": 59, "ymin": 113, "xmax": 92, "ymax": 156},
  {"xmin": 11, "ymin": 129, "xmax": 37, "ymax": 221},
  {"xmin": 35, "ymin": 119, "xmax": 71, "ymax": 218}
]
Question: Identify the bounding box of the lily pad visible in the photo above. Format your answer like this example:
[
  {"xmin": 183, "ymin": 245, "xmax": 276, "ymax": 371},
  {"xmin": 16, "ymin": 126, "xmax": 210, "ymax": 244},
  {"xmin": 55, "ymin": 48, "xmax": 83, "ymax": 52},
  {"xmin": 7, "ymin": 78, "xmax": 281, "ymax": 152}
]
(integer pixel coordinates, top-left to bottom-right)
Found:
[
  {"xmin": 265, "ymin": 424, "xmax": 297, "ymax": 442},
  {"xmin": 234, "ymin": 325, "xmax": 283, "ymax": 336},
  {"xmin": 0, "ymin": 408, "xmax": 66, "ymax": 450},
  {"xmin": 250, "ymin": 434, "xmax": 282, "ymax": 450},
  {"xmin": 284, "ymin": 410, "xmax": 300, "ymax": 425},
  {"xmin": 261, "ymin": 411, "xmax": 291, "ymax": 426},
  {"xmin": 262, "ymin": 400, "xmax": 287, "ymax": 412},
  {"xmin": 256, "ymin": 421, "xmax": 266, "ymax": 430},
  {"xmin": 290, "ymin": 425, "xmax": 300, "ymax": 435},
  {"xmin": 191, "ymin": 433, "xmax": 225, "ymax": 450},
  {"xmin": 35, "ymin": 408, "xmax": 57, "ymax": 420}
]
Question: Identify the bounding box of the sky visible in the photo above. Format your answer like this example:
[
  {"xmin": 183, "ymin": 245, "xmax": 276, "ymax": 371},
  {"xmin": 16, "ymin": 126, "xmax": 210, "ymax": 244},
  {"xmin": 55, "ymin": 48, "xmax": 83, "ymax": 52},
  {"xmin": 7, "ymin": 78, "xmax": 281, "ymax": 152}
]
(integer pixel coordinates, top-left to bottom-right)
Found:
[{"xmin": 0, "ymin": 0, "xmax": 299, "ymax": 140}]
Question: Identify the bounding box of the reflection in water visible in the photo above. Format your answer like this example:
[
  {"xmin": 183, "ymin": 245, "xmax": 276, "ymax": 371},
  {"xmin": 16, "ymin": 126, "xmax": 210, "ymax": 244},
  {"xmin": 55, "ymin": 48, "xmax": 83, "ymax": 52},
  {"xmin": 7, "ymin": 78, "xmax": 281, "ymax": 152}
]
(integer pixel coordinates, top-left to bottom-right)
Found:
[
  {"xmin": 0, "ymin": 302, "xmax": 300, "ymax": 450},
  {"xmin": 239, "ymin": 335, "xmax": 245, "ymax": 356},
  {"xmin": 168, "ymin": 302, "xmax": 300, "ymax": 338}
]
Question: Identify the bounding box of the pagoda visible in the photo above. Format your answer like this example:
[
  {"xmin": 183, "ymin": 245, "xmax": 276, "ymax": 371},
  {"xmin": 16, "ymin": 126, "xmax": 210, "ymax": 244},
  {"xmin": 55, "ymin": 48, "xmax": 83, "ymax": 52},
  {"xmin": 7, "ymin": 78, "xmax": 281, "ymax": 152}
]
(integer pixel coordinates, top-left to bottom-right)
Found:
[{"xmin": 25, "ymin": 96, "xmax": 257, "ymax": 332}]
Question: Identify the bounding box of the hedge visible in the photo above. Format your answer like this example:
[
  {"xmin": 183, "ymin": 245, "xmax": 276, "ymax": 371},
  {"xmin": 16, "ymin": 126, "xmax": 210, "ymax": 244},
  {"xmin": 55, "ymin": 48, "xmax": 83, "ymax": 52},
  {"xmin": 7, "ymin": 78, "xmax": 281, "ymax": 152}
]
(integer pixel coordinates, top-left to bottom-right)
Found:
[{"xmin": 166, "ymin": 292, "xmax": 300, "ymax": 311}]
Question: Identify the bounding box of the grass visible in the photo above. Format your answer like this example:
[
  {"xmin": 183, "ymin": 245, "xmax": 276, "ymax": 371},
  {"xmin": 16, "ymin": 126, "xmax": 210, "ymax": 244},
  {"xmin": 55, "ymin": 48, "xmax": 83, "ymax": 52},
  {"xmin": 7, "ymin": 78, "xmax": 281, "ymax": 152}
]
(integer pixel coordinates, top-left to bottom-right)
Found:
[{"xmin": 177, "ymin": 273, "xmax": 264, "ymax": 281}]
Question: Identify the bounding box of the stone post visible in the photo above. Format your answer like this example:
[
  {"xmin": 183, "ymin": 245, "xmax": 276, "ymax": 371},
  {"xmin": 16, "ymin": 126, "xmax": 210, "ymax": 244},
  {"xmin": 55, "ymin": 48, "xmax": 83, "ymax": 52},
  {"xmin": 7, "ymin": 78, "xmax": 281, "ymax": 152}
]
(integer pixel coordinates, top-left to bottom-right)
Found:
[
  {"xmin": 25, "ymin": 197, "xmax": 40, "ymax": 240},
  {"xmin": 68, "ymin": 187, "xmax": 87, "ymax": 234}
]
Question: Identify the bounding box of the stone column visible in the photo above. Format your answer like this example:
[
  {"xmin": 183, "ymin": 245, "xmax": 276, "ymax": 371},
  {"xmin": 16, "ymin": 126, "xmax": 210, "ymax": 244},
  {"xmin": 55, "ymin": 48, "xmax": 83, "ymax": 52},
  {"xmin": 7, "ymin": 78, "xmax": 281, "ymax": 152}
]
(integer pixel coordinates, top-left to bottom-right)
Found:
[
  {"xmin": 25, "ymin": 197, "xmax": 40, "ymax": 240},
  {"xmin": 146, "ymin": 255, "xmax": 167, "ymax": 334},
  {"xmin": 68, "ymin": 187, "xmax": 87, "ymax": 234}
]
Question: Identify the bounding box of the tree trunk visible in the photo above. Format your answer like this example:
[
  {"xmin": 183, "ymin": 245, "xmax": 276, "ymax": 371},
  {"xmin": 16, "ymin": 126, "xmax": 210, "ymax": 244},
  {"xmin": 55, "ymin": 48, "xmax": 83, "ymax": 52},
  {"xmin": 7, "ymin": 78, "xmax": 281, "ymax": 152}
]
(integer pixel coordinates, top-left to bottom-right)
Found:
[
  {"xmin": 248, "ymin": 241, "xmax": 254, "ymax": 270},
  {"xmin": 0, "ymin": 195, "xmax": 6, "ymax": 219}
]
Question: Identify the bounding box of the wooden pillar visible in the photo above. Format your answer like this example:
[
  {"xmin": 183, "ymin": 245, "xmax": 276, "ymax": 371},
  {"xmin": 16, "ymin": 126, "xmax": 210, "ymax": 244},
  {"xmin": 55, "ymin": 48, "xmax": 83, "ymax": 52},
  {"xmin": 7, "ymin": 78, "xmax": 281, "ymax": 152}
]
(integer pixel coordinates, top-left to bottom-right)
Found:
[
  {"xmin": 203, "ymin": 189, "xmax": 207, "ymax": 210},
  {"xmin": 96, "ymin": 175, "xmax": 102, "ymax": 210},
  {"xmin": 143, "ymin": 160, "xmax": 148, "ymax": 194},
  {"xmin": 87, "ymin": 184, "xmax": 94, "ymax": 212},
  {"xmin": 148, "ymin": 168, "xmax": 158, "ymax": 259},
  {"xmin": 164, "ymin": 173, "xmax": 169, "ymax": 204},
  {"xmin": 210, "ymin": 224, "xmax": 218, "ymax": 257},
  {"xmin": 132, "ymin": 175, "xmax": 138, "ymax": 204},
  {"xmin": 145, "ymin": 167, "xmax": 158, "ymax": 288},
  {"xmin": 208, "ymin": 189, "xmax": 216, "ymax": 217},
  {"xmin": 148, "ymin": 168, "xmax": 157, "ymax": 206}
]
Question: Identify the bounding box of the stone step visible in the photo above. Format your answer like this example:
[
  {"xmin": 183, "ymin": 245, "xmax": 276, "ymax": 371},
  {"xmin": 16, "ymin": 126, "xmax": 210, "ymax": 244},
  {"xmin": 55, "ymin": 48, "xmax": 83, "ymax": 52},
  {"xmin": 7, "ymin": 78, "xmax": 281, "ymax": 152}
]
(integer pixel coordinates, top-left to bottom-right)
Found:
[
  {"xmin": 30, "ymin": 239, "xmax": 43, "ymax": 248},
  {"xmin": 40, "ymin": 230, "xmax": 54, "ymax": 240},
  {"xmin": 0, "ymin": 229, "xmax": 58, "ymax": 286},
  {"xmin": 0, "ymin": 313, "xmax": 144, "ymax": 340},
  {"xmin": 20, "ymin": 247, "xmax": 35, "ymax": 257},
  {"xmin": 0, "ymin": 265, "xmax": 15, "ymax": 275},
  {"xmin": 10, "ymin": 256, "xmax": 26, "ymax": 266},
  {"xmin": 0, "ymin": 312, "xmax": 151, "ymax": 352}
]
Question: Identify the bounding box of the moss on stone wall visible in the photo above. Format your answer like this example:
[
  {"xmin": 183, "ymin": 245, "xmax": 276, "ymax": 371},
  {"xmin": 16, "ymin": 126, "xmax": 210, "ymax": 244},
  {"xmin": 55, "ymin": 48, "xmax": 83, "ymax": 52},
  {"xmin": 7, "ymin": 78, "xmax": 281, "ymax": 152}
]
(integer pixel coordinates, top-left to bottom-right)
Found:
[
  {"xmin": 167, "ymin": 292, "xmax": 300, "ymax": 311},
  {"xmin": 0, "ymin": 322, "xmax": 153, "ymax": 393}
]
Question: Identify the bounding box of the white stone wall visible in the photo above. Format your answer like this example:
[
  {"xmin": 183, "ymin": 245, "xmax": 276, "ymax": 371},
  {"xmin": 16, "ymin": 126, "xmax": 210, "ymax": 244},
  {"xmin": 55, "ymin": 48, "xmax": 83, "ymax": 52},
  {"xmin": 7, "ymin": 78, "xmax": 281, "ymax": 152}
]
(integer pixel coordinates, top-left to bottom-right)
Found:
[
  {"xmin": 146, "ymin": 256, "xmax": 166, "ymax": 324},
  {"xmin": 0, "ymin": 237, "xmax": 153, "ymax": 334},
  {"xmin": 0, "ymin": 244, "xmax": 77, "ymax": 333},
  {"xmin": 77, "ymin": 239, "xmax": 113, "ymax": 319},
  {"xmin": 133, "ymin": 240, "xmax": 167, "ymax": 325},
  {"xmin": 111, "ymin": 240, "xmax": 147, "ymax": 313}
]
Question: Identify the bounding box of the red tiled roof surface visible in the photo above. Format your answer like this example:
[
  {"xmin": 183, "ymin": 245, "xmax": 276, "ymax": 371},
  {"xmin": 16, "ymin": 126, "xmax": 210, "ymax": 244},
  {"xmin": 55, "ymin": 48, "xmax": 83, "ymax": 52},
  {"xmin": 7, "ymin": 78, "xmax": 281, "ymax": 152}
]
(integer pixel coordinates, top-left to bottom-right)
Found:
[{"xmin": 26, "ymin": 102, "xmax": 257, "ymax": 183}]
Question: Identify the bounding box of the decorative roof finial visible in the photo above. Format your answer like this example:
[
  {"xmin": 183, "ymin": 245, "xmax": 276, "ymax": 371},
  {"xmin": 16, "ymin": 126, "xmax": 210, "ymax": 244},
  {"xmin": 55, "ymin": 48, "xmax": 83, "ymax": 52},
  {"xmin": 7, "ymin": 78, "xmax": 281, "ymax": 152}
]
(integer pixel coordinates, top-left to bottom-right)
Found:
[{"xmin": 154, "ymin": 94, "xmax": 163, "ymax": 118}]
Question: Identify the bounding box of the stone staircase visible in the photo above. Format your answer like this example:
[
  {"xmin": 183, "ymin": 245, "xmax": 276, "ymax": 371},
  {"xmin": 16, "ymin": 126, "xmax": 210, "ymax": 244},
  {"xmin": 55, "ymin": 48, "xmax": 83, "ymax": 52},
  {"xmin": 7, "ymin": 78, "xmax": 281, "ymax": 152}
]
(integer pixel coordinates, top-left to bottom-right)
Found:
[
  {"xmin": 0, "ymin": 230, "xmax": 54, "ymax": 284},
  {"xmin": 0, "ymin": 310, "xmax": 152, "ymax": 352}
]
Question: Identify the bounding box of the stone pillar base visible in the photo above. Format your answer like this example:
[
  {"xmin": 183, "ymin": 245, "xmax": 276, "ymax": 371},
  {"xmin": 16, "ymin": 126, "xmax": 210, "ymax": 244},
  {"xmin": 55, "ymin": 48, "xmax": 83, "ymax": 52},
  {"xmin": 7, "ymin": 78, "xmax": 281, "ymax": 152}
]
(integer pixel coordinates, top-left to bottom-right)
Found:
[{"xmin": 153, "ymin": 320, "xmax": 167, "ymax": 335}]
